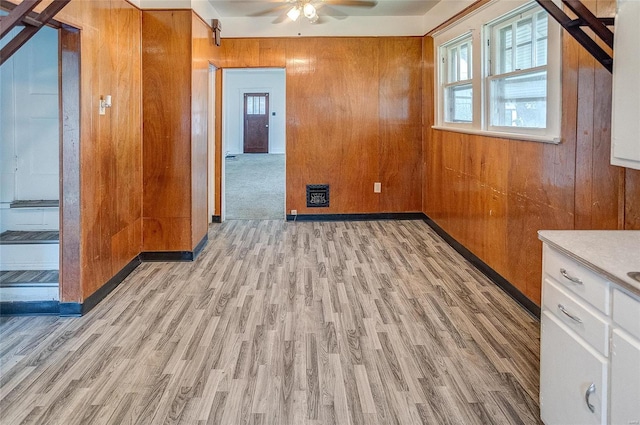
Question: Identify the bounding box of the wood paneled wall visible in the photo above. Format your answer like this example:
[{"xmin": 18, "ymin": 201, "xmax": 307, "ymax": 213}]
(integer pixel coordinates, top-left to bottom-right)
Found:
[
  {"xmin": 54, "ymin": 0, "xmax": 142, "ymax": 302},
  {"xmin": 142, "ymin": 10, "xmax": 214, "ymax": 252},
  {"xmin": 422, "ymin": 0, "xmax": 640, "ymax": 305},
  {"xmin": 217, "ymin": 37, "xmax": 423, "ymax": 214}
]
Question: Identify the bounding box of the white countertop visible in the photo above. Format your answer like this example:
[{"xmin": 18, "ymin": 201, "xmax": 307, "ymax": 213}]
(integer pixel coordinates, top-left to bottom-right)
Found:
[{"xmin": 538, "ymin": 230, "xmax": 640, "ymax": 297}]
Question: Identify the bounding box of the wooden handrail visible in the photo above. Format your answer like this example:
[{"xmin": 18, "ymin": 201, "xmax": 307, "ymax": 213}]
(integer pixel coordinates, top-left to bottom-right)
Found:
[
  {"xmin": 0, "ymin": 0, "xmax": 70, "ymax": 66},
  {"xmin": 535, "ymin": 0, "xmax": 614, "ymax": 73}
]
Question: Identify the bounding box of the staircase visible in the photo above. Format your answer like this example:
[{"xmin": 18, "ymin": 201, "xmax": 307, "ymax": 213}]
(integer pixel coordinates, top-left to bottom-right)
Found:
[{"xmin": 0, "ymin": 201, "xmax": 60, "ymax": 306}]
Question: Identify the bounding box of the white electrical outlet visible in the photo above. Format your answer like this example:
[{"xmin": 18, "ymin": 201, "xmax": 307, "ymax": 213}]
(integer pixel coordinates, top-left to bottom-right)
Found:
[
  {"xmin": 291, "ymin": 209, "xmax": 298, "ymax": 215},
  {"xmin": 374, "ymin": 182, "xmax": 381, "ymax": 193}
]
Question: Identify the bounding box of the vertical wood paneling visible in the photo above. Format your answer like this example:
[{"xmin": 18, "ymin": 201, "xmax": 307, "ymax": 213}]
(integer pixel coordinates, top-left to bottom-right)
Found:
[
  {"xmin": 626, "ymin": 169, "xmax": 640, "ymax": 229},
  {"xmin": 221, "ymin": 37, "xmax": 422, "ymax": 214},
  {"xmin": 191, "ymin": 16, "xmax": 213, "ymax": 249},
  {"xmin": 142, "ymin": 10, "xmax": 192, "ymax": 251},
  {"xmin": 422, "ymin": 0, "xmax": 640, "ymax": 306},
  {"xmin": 54, "ymin": 0, "xmax": 143, "ymax": 301},
  {"xmin": 379, "ymin": 38, "xmax": 422, "ymax": 212}
]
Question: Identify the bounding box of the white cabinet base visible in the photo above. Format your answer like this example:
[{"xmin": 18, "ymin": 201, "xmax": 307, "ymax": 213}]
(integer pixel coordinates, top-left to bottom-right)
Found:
[{"xmin": 541, "ymin": 311, "xmax": 608, "ymax": 425}]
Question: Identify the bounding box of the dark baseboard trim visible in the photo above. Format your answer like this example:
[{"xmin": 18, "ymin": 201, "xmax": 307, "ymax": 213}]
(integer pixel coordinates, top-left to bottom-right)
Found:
[
  {"xmin": 0, "ymin": 300, "xmax": 60, "ymax": 316},
  {"xmin": 211, "ymin": 215, "xmax": 221, "ymax": 223},
  {"xmin": 192, "ymin": 234, "xmax": 208, "ymax": 259},
  {"xmin": 1, "ymin": 256, "xmax": 142, "ymax": 317},
  {"xmin": 60, "ymin": 256, "xmax": 142, "ymax": 317},
  {"xmin": 139, "ymin": 251, "xmax": 194, "ymax": 262},
  {"xmin": 423, "ymin": 214, "xmax": 541, "ymax": 319},
  {"xmin": 140, "ymin": 234, "xmax": 208, "ymax": 262},
  {"xmin": 285, "ymin": 212, "xmax": 425, "ymax": 222}
]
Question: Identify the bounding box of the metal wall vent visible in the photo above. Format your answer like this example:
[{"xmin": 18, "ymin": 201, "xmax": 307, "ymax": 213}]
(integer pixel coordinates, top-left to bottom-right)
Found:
[{"xmin": 306, "ymin": 184, "xmax": 329, "ymax": 208}]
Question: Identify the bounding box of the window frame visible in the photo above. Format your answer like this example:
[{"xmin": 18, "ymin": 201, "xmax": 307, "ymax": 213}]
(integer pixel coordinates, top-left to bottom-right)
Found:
[
  {"xmin": 441, "ymin": 34, "xmax": 474, "ymax": 124},
  {"xmin": 432, "ymin": 0, "xmax": 562, "ymax": 144}
]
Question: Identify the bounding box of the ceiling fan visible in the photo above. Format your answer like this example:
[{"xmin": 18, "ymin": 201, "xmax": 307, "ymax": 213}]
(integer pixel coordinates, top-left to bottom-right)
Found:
[{"xmin": 250, "ymin": 0, "xmax": 378, "ymax": 24}]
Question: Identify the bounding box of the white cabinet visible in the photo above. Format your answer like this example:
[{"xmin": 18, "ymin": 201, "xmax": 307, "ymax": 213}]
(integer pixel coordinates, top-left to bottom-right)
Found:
[
  {"xmin": 610, "ymin": 330, "xmax": 640, "ymax": 425},
  {"xmin": 541, "ymin": 311, "xmax": 608, "ymax": 425},
  {"xmin": 540, "ymin": 243, "xmax": 640, "ymax": 425},
  {"xmin": 611, "ymin": 0, "xmax": 640, "ymax": 170}
]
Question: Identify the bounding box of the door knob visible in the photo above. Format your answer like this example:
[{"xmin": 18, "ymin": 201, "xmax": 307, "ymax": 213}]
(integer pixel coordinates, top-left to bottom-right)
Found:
[{"xmin": 266, "ymin": 125, "xmax": 269, "ymax": 127}]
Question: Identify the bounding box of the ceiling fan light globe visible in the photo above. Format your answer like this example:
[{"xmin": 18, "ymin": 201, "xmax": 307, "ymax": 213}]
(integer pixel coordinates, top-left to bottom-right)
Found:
[
  {"xmin": 287, "ymin": 6, "xmax": 301, "ymax": 21},
  {"xmin": 303, "ymin": 3, "xmax": 317, "ymax": 18}
]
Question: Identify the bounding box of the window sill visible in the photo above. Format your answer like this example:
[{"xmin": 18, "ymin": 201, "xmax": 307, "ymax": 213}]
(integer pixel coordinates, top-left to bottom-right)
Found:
[{"xmin": 431, "ymin": 125, "xmax": 560, "ymax": 144}]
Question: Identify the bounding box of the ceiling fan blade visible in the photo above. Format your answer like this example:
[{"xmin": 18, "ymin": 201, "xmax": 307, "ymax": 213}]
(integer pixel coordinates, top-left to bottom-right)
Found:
[
  {"xmin": 248, "ymin": 3, "xmax": 292, "ymax": 17},
  {"xmin": 316, "ymin": 4, "xmax": 348, "ymax": 19},
  {"xmin": 321, "ymin": 0, "xmax": 377, "ymax": 7},
  {"xmin": 272, "ymin": 11, "xmax": 291, "ymax": 24}
]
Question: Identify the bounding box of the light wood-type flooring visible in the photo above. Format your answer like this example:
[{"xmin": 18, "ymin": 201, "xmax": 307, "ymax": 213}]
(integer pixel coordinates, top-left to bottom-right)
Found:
[{"xmin": 0, "ymin": 220, "xmax": 541, "ymax": 425}]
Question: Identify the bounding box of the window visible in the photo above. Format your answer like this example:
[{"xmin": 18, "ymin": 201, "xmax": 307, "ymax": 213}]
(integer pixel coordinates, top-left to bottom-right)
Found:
[
  {"xmin": 488, "ymin": 8, "xmax": 548, "ymax": 129},
  {"xmin": 433, "ymin": 0, "xmax": 561, "ymax": 143},
  {"xmin": 442, "ymin": 35, "xmax": 473, "ymax": 123}
]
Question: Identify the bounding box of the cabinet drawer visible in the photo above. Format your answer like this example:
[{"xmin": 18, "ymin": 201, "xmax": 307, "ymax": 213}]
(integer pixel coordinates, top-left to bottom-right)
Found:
[
  {"xmin": 543, "ymin": 278, "xmax": 609, "ymax": 356},
  {"xmin": 613, "ymin": 288, "xmax": 640, "ymax": 340},
  {"xmin": 543, "ymin": 245, "xmax": 610, "ymax": 314}
]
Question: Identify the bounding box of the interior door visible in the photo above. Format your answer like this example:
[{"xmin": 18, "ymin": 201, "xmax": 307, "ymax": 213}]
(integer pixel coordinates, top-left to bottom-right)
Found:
[
  {"xmin": 6, "ymin": 26, "xmax": 60, "ymax": 201},
  {"xmin": 243, "ymin": 93, "xmax": 269, "ymax": 153}
]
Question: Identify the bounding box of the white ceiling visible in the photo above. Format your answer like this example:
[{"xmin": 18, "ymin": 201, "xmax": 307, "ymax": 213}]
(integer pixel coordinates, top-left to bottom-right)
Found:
[
  {"xmin": 137, "ymin": 0, "xmax": 478, "ymax": 37},
  {"xmin": 210, "ymin": 0, "xmax": 439, "ymax": 18}
]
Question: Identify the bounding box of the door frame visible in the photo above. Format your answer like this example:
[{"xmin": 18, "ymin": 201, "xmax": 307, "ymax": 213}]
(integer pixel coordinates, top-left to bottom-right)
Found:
[
  {"xmin": 220, "ymin": 68, "xmax": 286, "ymax": 222},
  {"xmin": 207, "ymin": 63, "xmax": 217, "ymax": 223},
  {"xmin": 243, "ymin": 92, "xmax": 269, "ymax": 153}
]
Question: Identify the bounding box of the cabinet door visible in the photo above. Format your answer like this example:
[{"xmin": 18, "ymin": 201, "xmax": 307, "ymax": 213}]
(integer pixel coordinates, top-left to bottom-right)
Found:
[
  {"xmin": 611, "ymin": 330, "xmax": 640, "ymax": 425},
  {"xmin": 540, "ymin": 311, "xmax": 608, "ymax": 425},
  {"xmin": 611, "ymin": 0, "xmax": 640, "ymax": 170}
]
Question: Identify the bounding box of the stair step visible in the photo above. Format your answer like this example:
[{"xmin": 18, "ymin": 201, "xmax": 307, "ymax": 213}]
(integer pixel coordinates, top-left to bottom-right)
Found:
[
  {"xmin": 0, "ymin": 230, "xmax": 59, "ymax": 245},
  {"xmin": 10, "ymin": 200, "xmax": 59, "ymax": 209},
  {"xmin": 0, "ymin": 270, "xmax": 59, "ymax": 301},
  {"xmin": 0, "ymin": 243, "xmax": 59, "ymax": 271},
  {"xmin": 0, "ymin": 270, "xmax": 59, "ymax": 286}
]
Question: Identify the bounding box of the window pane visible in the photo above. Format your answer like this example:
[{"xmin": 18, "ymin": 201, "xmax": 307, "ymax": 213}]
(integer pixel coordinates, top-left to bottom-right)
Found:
[
  {"xmin": 460, "ymin": 43, "xmax": 470, "ymax": 80},
  {"xmin": 247, "ymin": 96, "xmax": 254, "ymax": 114},
  {"xmin": 515, "ymin": 18, "xmax": 532, "ymax": 70},
  {"xmin": 448, "ymin": 46, "xmax": 459, "ymax": 83},
  {"xmin": 535, "ymin": 12, "xmax": 548, "ymax": 66},
  {"xmin": 490, "ymin": 70, "xmax": 546, "ymax": 128},
  {"xmin": 259, "ymin": 96, "xmax": 266, "ymax": 114},
  {"xmin": 445, "ymin": 83, "xmax": 473, "ymax": 123},
  {"xmin": 499, "ymin": 26, "xmax": 513, "ymax": 73}
]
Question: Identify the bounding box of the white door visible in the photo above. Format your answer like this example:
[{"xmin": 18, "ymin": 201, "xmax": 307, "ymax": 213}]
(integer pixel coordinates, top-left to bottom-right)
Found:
[{"xmin": 11, "ymin": 26, "xmax": 59, "ymax": 201}]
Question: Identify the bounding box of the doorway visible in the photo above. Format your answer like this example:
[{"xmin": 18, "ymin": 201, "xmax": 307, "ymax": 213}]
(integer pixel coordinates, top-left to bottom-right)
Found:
[
  {"xmin": 0, "ymin": 24, "xmax": 61, "ymax": 303},
  {"xmin": 222, "ymin": 68, "xmax": 286, "ymax": 220}
]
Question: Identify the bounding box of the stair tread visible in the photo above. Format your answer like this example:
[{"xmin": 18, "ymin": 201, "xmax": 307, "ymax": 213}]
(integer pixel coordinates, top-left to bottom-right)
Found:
[
  {"xmin": 0, "ymin": 270, "xmax": 59, "ymax": 286},
  {"xmin": 9, "ymin": 200, "xmax": 59, "ymax": 209},
  {"xmin": 0, "ymin": 231, "xmax": 59, "ymax": 244}
]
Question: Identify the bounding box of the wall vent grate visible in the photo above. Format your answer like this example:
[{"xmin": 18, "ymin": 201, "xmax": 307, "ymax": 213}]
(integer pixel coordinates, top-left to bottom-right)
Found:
[{"xmin": 306, "ymin": 184, "xmax": 329, "ymax": 208}]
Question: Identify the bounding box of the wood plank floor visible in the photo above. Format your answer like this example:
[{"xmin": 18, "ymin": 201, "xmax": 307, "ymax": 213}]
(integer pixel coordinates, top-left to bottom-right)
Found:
[{"xmin": 0, "ymin": 220, "xmax": 541, "ymax": 425}]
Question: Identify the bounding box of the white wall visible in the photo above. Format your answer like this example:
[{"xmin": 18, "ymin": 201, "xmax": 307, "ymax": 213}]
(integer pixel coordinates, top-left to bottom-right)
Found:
[{"xmin": 223, "ymin": 68, "xmax": 286, "ymax": 155}]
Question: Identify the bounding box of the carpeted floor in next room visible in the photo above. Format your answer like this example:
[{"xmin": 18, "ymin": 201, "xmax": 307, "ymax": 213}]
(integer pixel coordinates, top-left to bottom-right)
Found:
[{"xmin": 225, "ymin": 154, "xmax": 285, "ymax": 220}]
